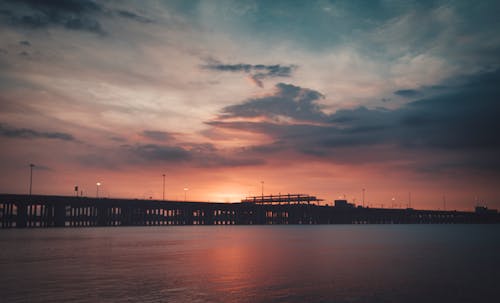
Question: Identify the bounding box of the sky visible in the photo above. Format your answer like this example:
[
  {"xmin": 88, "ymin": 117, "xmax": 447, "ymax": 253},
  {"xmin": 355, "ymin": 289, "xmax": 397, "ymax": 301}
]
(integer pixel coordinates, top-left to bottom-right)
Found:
[{"xmin": 1, "ymin": 0, "xmax": 500, "ymax": 210}]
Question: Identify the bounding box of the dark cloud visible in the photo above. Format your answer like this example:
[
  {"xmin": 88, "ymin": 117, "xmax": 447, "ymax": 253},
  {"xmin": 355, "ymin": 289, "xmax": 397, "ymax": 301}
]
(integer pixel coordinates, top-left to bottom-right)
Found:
[
  {"xmin": 202, "ymin": 59, "xmax": 297, "ymax": 87},
  {"xmin": 131, "ymin": 144, "xmax": 191, "ymax": 162},
  {"xmin": 76, "ymin": 136, "xmax": 264, "ymax": 169},
  {"xmin": 19, "ymin": 40, "xmax": 31, "ymax": 46},
  {"xmin": 0, "ymin": 0, "xmax": 153, "ymax": 34},
  {"xmin": 124, "ymin": 143, "xmax": 264, "ymax": 168},
  {"xmin": 208, "ymin": 70, "xmax": 500, "ymax": 175},
  {"xmin": 0, "ymin": 0, "xmax": 105, "ymax": 33},
  {"xmin": 220, "ymin": 83, "xmax": 326, "ymax": 122},
  {"xmin": 394, "ymin": 89, "xmax": 421, "ymax": 98},
  {"xmin": 140, "ymin": 130, "xmax": 176, "ymax": 142},
  {"xmin": 15, "ymin": 0, "xmax": 101, "ymax": 13},
  {"xmin": 396, "ymin": 79, "xmax": 500, "ymax": 150},
  {"xmin": 0, "ymin": 123, "xmax": 76, "ymax": 141},
  {"xmin": 394, "ymin": 85, "xmax": 451, "ymax": 101}
]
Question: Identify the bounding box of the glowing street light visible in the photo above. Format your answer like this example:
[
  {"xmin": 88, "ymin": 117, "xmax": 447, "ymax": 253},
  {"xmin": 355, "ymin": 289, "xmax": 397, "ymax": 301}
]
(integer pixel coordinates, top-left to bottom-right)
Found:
[
  {"xmin": 96, "ymin": 182, "xmax": 101, "ymax": 198},
  {"xmin": 184, "ymin": 187, "xmax": 189, "ymax": 202}
]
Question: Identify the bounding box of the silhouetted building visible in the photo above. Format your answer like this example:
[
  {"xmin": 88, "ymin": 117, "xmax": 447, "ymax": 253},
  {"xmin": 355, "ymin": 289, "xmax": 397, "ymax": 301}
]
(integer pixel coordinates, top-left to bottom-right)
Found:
[
  {"xmin": 334, "ymin": 200, "xmax": 355, "ymax": 209},
  {"xmin": 475, "ymin": 206, "xmax": 498, "ymax": 215}
]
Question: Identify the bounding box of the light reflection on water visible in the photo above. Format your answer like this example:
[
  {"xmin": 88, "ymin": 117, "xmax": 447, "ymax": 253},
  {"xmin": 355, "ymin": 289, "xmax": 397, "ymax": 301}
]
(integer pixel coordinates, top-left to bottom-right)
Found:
[{"xmin": 0, "ymin": 225, "xmax": 499, "ymax": 303}]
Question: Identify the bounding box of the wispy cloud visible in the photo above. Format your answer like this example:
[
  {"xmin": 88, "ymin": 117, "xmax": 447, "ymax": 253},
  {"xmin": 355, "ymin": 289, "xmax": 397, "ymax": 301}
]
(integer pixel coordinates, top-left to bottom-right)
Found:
[
  {"xmin": 115, "ymin": 10, "xmax": 152, "ymax": 24},
  {"xmin": 202, "ymin": 59, "xmax": 297, "ymax": 87}
]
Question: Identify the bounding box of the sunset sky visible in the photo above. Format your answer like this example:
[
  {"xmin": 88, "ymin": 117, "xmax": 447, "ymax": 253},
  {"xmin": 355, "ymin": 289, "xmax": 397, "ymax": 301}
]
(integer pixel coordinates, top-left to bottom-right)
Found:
[{"xmin": 1, "ymin": 0, "xmax": 499, "ymax": 210}]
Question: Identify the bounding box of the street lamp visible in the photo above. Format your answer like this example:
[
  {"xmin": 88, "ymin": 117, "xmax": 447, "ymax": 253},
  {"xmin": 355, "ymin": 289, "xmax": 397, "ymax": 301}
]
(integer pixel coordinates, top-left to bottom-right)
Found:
[
  {"xmin": 96, "ymin": 182, "xmax": 101, "ymax": 198},
  {"xmin": 184, "ymin": 187, "xmax": 188, "ymax": 202},
  {"xmin": 162, "ymin": 174, "xmax": 166, "ymax": 201},
  {"xmin": 362, "ymin": 188, "xmax": 365, "ymax": 207},
  {"xmin": 29, "ymin": 163, "xmax": 35, "ymax": 195},
  {"xmin": 261, "ymin": 181, "xmax": 264, "ymax": 198}
]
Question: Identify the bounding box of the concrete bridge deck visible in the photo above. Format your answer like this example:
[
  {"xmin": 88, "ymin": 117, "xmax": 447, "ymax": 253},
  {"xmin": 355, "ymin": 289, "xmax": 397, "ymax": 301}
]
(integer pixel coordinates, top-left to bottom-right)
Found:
[{"xmin": 1, "ymin": 194, "xmax": 499, "ymax": 228}]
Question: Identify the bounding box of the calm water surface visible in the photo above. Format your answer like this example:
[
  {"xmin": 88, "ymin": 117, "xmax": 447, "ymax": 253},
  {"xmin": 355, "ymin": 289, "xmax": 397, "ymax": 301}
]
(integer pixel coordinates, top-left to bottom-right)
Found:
[{"xmin": 1, "ymin": 225, "xmax": 499, "ymax": 303}]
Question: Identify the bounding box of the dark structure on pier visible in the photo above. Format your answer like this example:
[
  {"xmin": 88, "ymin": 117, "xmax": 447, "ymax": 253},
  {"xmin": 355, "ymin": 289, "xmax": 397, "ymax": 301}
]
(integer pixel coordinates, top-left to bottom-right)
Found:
[
  {"xmin": 241, "ymin": 194, "xmax": 323, "ymax": 205},
  {"xmin": 1, "ymin": 193, "xmax": 499, "ymax": 228}
]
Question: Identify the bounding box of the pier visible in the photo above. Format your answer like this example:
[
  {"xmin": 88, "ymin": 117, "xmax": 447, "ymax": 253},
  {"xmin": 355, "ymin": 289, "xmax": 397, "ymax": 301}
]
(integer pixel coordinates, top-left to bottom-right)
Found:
[{"xmin": 0, "ymin": 194, "xmax": 499, "ymax": 228}]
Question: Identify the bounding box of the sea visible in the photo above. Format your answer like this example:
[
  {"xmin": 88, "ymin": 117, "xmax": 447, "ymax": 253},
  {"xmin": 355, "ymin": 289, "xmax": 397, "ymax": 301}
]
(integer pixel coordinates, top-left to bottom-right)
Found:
[{"xmin": 1, "ymin": 225, "xmax": 499, "ymax": 303}]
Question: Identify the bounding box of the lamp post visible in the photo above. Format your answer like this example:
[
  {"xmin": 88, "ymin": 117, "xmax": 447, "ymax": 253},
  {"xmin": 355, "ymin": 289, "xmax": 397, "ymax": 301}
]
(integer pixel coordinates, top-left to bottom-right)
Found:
[
  {"xmin": 162, "ymin": 174, "xmax": 166, "ymax": 201},
  {"xmin": 29, "ymin": 163, "xmax": 35, "ymax": 195},
  {"xmin": 261, "ymin": 181, "xmax": 264, "ymax": 198},
  {"xmin": 362, "ymin": 188, "xmax": 365, "ymax": 207},
  {"xmin": 96, "ymin": 182, "xmax": 101, "ymax": 198},
  {"xmin": 184, "ymin": 187, "xmax": 188, "ymax": 202}
]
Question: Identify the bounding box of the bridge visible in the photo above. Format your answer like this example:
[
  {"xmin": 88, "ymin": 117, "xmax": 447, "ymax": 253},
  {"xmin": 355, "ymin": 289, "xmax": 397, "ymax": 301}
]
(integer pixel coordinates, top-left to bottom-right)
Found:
[{"xmin": 0, "ymin": 194, "xmax": 499, "ymax": 228}]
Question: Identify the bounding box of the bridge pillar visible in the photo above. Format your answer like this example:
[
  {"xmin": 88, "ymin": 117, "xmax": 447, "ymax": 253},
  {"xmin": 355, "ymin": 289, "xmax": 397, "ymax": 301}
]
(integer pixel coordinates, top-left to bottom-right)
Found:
[
  {"xmin": 16, "ymin": 203, "xmax": 27, "ymax": 228},
  {"xmin": 97, "ymin": 205, "xmax": 108, "ymax": 226},
  {"xmin": 54, "ymin": 204, "xmax": 66, "ymax": 227},
  {"xmin": 121, "ymin": 206, "xmax": 132, "ymax": 226}
]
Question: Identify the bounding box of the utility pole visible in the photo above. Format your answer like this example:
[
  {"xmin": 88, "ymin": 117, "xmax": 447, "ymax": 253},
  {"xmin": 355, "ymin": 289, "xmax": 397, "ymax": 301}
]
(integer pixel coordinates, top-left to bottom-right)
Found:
[{"xmin": 29, "ymin": 163, "xmax": 35, "ymax": 195}]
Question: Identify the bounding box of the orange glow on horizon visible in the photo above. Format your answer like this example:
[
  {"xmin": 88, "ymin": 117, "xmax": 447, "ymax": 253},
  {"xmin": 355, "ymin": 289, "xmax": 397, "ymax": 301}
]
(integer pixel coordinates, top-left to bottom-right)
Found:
[{"xmin": 2, "ymin": 156, "xmax": 497, "ymax": 212}]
